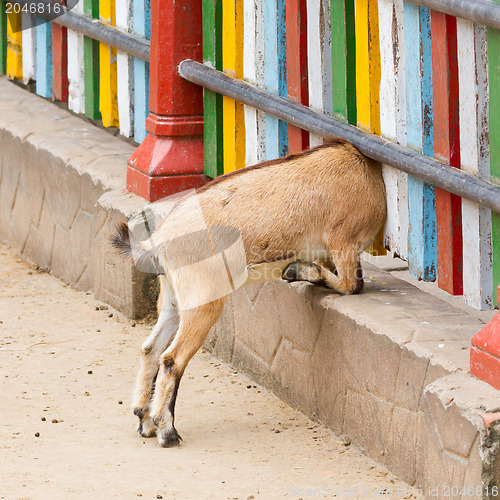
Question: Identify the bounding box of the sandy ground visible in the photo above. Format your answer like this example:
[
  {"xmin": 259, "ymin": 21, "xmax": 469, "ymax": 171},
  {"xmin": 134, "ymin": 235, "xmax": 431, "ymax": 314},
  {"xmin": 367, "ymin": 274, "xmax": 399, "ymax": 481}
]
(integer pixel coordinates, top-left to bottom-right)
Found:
[{"xmin": 0, "ymin": 244, "xmax": 422, "ymax": 500}]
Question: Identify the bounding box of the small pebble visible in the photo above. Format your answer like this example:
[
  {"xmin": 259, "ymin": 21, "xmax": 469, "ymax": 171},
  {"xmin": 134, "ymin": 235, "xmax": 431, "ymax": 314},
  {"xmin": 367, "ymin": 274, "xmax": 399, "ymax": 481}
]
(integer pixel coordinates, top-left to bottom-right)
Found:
[
  {"xmin": 341, "ymin": 436, "xmax": 352, "ymax": 447},
  {"xmin": 157, "ymin": 496, "xmax": 163, "ymax": 499},
  {"xmin": 35, "ymin": 432, "xmax": 40, "ymax": 437},
  {"xmin": 41, "ymin": 417, "xmax": 46, "ymax": 422},
  {"xmin": 118, "ymin": 400, "xmax": 123, "ymax": 405},
  {"xmin": 131, "ymin": 323, "xmax": 136, "ymax": 327},
  {"xmin": 88, "ymin": 370, "xmax": 93, "ymax": 375},
  {"xmin": 51, "ymin": 419, "xmax": 58, "ymax": 424},
  {"xmin": 247, "ymin": 385, "xmax": 251, "ymax": 389},
  {"xmin": 108, "ymin": 313, "xmax": 113, "ymax": 318},
  {"xmin": 274, "ymin": 429, "xmax": 280, "ymax": 433}
]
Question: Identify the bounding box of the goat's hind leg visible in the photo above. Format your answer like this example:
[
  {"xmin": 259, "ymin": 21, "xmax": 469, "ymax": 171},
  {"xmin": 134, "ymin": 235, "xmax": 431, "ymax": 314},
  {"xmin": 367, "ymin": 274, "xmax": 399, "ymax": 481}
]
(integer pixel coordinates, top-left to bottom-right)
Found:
[
  {"xmin": 134, "ymin": 276, "xmax": 180, "ymax": 437},
  {"xmin": 150, "ymin": 298, "xmax": 225, "ymax": 447}
]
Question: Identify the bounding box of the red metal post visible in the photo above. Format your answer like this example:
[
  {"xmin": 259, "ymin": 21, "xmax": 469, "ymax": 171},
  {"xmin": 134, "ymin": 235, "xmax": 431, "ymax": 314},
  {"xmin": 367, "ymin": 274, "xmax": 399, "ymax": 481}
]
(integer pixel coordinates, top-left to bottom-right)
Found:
[
  {"xmin": 471, "ymin": 285, "xmax": 500, "ymax": 391},
  {"xmin": 127, "ymin": 0, "xmax": 209, "ymax": 202}
]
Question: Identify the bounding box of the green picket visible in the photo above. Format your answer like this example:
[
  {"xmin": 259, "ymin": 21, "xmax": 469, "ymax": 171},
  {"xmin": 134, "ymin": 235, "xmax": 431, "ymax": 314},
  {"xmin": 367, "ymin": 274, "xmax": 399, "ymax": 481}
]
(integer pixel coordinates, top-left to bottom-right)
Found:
[
  {"xmin": 84, "ymin": 0, "xmax": 101, "ymax": 120},
  {"xmin": 488, "ymin": 19, "xmax": 500, "ymax": 305},
  {"xmin": 202, "ymin": 0, "xmax": 223, "ymax": 178},
  {"xmin": 0, "ymin": 0, "xmax": 6, "ymax": 74},
  {"xmin": 330, "ymin": 0, "xmax": 356, "ymax": 125}
]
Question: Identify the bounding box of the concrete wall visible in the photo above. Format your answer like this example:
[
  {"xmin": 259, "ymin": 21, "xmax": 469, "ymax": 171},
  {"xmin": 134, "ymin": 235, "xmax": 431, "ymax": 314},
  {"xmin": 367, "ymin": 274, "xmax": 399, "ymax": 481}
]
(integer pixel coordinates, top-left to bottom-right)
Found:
[{"xmin": 0, "ymin": 79, "xmax": 157, "ymax": 318}]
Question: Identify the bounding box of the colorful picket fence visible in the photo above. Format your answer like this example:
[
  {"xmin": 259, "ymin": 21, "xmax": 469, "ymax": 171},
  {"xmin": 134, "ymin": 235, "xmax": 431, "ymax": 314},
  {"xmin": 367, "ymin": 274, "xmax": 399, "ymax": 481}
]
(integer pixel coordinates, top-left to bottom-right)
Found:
[
  {"xmin": 0, "ymin": 0, "xmax": 150, "ymax": 142},
  {"xmin": 201, "ymin": 0, "xmax": 500, "ymax": 310}
]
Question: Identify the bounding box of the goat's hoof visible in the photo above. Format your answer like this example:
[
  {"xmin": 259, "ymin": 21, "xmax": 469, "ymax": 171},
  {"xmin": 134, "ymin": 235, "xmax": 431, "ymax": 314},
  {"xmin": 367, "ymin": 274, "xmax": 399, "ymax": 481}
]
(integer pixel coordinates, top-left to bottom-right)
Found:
[
  {"xmin": 157, "ymin": 427, "xmax": 182, "ymax": 448},
  {"xmin": 133, "ymin": 407, "xmax": 146, "ymax": 419},
  {"xmin": 282, "ymin": 262, "xmax": 300, "ymax": 282},
  {"xmin": 137, "ymin": 416, "xmax": 157, "ymax": 438}
]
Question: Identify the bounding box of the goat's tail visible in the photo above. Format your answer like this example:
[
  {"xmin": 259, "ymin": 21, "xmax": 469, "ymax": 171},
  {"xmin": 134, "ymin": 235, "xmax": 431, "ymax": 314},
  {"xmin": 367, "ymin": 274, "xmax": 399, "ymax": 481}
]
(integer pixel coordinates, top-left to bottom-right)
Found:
[
  {"xmin": 110, "ymin": 222, "xmax": 163, "ymax": 274},
  {"xmin": 110, "ymin": 222, "xmax": 133, "ymax": 258}
]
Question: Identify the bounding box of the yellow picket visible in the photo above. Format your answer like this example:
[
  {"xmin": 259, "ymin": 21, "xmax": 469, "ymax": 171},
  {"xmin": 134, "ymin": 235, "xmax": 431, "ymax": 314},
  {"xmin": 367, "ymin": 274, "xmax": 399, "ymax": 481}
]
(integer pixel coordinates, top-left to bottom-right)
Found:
[
  {"xmin": 99, "ymin": 0, "xmax": 119, "ymax": 128},
  {"xmin": 355, "ymin": 0, "xmax": 385, "ymax": 254},
  {"xmin": 6, "ymin": 12, "xmax": 22, "ymax": 80}
]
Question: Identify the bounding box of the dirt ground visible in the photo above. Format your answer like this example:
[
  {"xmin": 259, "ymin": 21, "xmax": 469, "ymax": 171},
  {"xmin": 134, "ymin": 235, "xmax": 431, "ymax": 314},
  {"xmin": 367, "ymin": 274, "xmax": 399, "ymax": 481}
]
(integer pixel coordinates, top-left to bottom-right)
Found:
[{"xmin": 0, "ymin": 244, "xmax": 422, "ymax": 500}]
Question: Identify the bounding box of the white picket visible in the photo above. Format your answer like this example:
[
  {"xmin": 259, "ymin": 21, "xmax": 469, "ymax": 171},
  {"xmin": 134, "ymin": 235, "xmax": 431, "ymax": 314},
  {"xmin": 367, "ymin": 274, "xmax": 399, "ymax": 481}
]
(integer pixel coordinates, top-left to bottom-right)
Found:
[
  {"xmin": 116, "ymin": 0, "xmax": 133, "ymax": 137},
  {"xmin": 21, "ymin": 13, "xmax": 35, "ymax": 85},
  {"xmin": 457, "ymin": 19, "xmax": 493, "ymax": 309},
  {"xmin": 378, "ymin": 0, "xmax": 407, "ymax": 258},
  {"xmin": 67, "ymin": 0, "xmax": 85, "ymax": 114}
]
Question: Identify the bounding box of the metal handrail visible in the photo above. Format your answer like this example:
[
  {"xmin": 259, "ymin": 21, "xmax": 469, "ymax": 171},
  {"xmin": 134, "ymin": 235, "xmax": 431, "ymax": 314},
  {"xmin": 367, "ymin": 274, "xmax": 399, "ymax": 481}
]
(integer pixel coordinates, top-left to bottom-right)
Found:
[
  {"xmin": 179, "ymin": 59, "xmax": 500, "ymax": 214},
  {"xmin": 410, "ymin": 0, "xmax": 500, "ymax": 30}
]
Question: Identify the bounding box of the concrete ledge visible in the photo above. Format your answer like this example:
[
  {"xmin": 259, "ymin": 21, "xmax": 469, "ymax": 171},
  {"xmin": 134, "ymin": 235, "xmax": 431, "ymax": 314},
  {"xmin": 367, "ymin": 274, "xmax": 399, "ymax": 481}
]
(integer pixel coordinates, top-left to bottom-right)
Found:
[{"xmin": 1, "ymin": 77, "xmax": 499, "ymax": 495}]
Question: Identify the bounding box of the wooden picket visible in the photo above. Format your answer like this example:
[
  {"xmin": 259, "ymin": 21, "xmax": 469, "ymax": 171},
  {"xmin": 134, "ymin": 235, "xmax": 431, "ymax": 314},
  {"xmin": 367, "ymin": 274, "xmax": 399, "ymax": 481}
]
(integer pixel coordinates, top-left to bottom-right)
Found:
[
  {"xmin": 330, "ymin": 0, "xmax": 356, "ymax": 125},
  {"xmin": 132, "ymin": 0, "xmax": 149, "ymax": 143},
  {"xmin": 52, "ymin": 0, "xmax": 68, "ymax": 102},
  {"xmin": 489, "ymin": 14, "xmax": 500, "ymax": 307},
  {"xmin": 242, "ymin": 0, "xmax": 256, "ymax": 165},
  {"xmin": 432, "ymin": 12, "xmax": 463, "ymax": 295},
  {"xmin": 84, "ymin": 0, "xmax": 100, "ymax": 120},
  {"xmin": 6, "ymin": 9, "xmax": 22, "ymax": 80},
  {"xmin": 243, "ymin": 0, "xmax": 263, "ymax": 165},
  {"xmin": 35, "ymin": 19, "xmax": 51, "ymax": 98},
  {"xmin": 116, "ymin": 0, "xmax": 133, "ymax": 137},
  {"xmin": 67, "ymin": 0, "xmax": 85, "ymax": 114},
  {"xmin": 379, "ymin": 0, "xmax": 407, "ymax": 260},
  {"xmin": 457, "ymin": 21, "xmax": 493, "ymax": 309},
  {"xmin": 0, "ymin": 1, "xmax": 6, "ymax": 73},
  {"xmin": 202, "ymin": 0, "xmax": 223, "ymax": 177},
  {"xmin": 405, "ymin": 4, "xmax": 436, "ymax": 277},
  {"xmin": 265, "ymin": 0, "xmax": 286, "ymax": 158},
  {"xmin": 21, "ymin": 12, "xmax": 35, "ymax": 84},
  {"xmin": 99, "ymin": 0, "xmax": 119, "ymax": 128},
  {"xmin": 285, "ymin": 0, "xmax": 304, "ymax": 154},
  {"xmin": 307, "ymin": 0, "xmax": 332, "ymax": 148}
]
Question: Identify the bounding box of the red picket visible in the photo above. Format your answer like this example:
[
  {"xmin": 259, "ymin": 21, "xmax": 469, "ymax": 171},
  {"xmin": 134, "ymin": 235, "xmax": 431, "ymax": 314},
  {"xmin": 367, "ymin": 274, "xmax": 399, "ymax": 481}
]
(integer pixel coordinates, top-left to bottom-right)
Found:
[{"xmin": 431, "ymin": 11, "xmax": 463, "ymax": 295}]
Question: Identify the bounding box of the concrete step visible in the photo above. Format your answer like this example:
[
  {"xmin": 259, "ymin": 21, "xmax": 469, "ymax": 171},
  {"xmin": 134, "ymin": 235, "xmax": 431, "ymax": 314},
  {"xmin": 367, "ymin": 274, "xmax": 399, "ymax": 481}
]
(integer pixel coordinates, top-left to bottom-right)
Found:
[{"xmin": 1, "ymin": 76, "xmax": 499, "ymax": 498}]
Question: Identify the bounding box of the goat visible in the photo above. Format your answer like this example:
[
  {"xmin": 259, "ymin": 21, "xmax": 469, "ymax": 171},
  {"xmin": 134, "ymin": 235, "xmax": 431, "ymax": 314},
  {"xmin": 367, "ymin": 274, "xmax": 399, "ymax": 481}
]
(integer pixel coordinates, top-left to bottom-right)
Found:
[{"xmin": 111, "ymin": 139, "xmax": 386, "ymax": 447}]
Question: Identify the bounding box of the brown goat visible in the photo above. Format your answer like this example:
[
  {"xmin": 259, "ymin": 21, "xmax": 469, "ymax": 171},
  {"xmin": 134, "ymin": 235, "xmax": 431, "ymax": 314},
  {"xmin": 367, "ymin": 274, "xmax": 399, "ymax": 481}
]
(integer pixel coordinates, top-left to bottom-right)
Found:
[{"xmin": 111, "ymin": 139, "xmax": 386, "ymax": 447}]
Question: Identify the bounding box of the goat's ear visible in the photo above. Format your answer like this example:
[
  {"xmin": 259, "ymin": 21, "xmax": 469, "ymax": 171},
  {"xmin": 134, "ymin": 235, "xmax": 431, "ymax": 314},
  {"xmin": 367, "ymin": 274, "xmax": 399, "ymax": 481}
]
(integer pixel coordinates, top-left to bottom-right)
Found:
[{"xmin": 110, "ymin": 222, "xmax": 132, "ymax": 258}]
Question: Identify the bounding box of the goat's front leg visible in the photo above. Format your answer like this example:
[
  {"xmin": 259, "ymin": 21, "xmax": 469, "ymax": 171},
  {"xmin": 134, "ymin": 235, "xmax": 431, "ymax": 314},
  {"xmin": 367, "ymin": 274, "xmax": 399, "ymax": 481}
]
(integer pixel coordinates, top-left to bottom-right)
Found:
[
  {"xmin": 149, "ymin": 298, "xmax": 225, "ymax": 447},
  {"xmin": 283, "ymin": 248, "xmax": 363, "ymax": 295}
]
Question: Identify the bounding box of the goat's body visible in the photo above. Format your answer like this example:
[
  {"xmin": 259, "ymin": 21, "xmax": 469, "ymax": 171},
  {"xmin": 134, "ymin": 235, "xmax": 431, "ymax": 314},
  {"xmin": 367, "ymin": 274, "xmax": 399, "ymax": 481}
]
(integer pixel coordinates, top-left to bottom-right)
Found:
[
  {"xmin": 152, "ymin": 140, "xmax": 386, "ymax": 268},
  {"xmin": 112, "ymin": 140, "xmax": 386, "ymax": 447}
]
